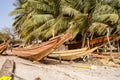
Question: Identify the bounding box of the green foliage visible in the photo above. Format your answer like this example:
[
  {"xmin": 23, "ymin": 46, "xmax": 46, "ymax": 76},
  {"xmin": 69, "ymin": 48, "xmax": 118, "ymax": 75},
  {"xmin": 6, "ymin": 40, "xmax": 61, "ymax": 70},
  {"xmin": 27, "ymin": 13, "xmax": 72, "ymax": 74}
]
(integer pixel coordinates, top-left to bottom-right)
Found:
[
  {"xmin": 10, "ymin": 0, "xmax": 120, "ymax": 44},
  {"xmin": 92, "ymin": 5, "xmax": 118, "ymax": 25},
  {"xmin": 0, "ymin": 32, "xmax": 10, "ymax": 41}
]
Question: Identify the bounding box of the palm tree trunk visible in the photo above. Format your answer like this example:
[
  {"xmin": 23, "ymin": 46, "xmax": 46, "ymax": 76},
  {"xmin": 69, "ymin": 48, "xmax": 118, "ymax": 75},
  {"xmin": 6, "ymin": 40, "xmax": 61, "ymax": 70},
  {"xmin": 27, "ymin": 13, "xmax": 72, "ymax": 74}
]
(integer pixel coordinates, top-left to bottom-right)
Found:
[
  {"xmin": 82, "ymin": 33, "xmax": 86, "ymax": 48},
  {"xmin": 106, "ymin": 28, "xmax": 114, "ymax": 61},
  {"xmin": 90, "ymin": 33, "xmax": 94, "ymax": 48},
  {"xmin": 87, "ymin": 37, "xmax": 90, "ymax": 49},
  {"xmin": 117, "ymin": 40, "xmax": 120, "ymax": 52}
]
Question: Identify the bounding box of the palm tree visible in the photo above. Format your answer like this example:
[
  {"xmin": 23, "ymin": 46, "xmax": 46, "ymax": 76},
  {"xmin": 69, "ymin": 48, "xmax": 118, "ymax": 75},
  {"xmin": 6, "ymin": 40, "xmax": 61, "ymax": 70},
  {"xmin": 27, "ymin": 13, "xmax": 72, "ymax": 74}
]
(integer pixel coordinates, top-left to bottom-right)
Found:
[
  {"xmin": 10, "ymin": 0, "xmax": 93, "ymax": 44},
  {"xmin": 10, "ymin": 0, "xmax": 120, "ymax": 45}
]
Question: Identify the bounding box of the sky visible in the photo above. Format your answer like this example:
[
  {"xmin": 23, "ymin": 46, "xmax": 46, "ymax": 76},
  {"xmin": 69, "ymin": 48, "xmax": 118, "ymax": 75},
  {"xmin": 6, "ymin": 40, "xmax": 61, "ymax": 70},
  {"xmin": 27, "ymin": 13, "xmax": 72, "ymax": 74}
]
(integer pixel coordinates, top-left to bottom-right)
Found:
[{"xmin": 0, "ymin": 0, "xmax": 16, "ymax": 30}]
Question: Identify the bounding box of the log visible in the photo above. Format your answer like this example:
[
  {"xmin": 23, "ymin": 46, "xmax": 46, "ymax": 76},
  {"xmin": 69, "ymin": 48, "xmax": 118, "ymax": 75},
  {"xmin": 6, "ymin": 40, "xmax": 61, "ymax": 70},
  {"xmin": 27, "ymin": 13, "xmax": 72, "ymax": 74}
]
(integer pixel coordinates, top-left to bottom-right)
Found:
[{"xmin": 0, "ymin": 59, "xmax": 15, "ymax": 79}]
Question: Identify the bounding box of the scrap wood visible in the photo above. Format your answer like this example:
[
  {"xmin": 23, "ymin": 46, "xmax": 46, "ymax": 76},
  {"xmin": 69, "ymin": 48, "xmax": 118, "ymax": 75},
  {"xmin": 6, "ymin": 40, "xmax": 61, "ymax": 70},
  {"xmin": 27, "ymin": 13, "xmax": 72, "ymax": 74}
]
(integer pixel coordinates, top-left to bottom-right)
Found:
[{"xmin": 0, "ymin": 59, "xmax": 15, "ymax": 79}]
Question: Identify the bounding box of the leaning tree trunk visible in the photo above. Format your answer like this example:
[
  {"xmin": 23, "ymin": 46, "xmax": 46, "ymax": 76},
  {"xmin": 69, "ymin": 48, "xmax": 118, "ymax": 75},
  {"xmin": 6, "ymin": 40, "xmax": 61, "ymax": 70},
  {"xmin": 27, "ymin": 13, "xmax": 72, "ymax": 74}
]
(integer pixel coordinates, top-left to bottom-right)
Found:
[
  {"xmin": 106, "ymin": 28, "xmax": 114, "ymax": 61},
  {"xmin": 82, "ymin": 33, "xmax": 86, "ymax": 48}
]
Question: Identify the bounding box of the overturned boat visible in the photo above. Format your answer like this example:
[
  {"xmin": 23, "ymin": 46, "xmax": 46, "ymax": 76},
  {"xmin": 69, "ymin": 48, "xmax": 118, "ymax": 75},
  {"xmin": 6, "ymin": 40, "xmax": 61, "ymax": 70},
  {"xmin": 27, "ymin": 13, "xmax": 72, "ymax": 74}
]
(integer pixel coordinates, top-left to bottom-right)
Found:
[{"xmin": 12, "ymin": 32, "xmax": 72, "ymax": 62}]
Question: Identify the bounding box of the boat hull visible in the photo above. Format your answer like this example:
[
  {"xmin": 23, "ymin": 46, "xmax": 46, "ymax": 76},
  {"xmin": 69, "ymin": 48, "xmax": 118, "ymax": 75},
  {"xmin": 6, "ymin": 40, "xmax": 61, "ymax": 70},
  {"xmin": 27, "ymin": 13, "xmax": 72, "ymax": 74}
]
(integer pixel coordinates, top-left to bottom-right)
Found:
[
  {"xmin": 48, "ymin": 47, "xmax": 98, "ymax": 61},
  {"xmin": 12, "ymin": 32, "xmax": 73, "ymax": 61}
]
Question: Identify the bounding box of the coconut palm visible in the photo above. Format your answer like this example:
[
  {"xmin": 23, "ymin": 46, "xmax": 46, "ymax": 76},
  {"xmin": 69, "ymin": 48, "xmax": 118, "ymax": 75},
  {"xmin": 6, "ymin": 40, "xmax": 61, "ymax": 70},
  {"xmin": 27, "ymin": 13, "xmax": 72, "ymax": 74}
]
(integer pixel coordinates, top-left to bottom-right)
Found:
[
  {"xmin": 88, "ymin": 1, "xmax": 119, "ymax": 37},
  {"xmin": 10, "ymin": 0, "xmax": 95, "ymax": 44},
  {"xmin": 10, "ymin": 0, "xmax": 120, "ymax": 45}
]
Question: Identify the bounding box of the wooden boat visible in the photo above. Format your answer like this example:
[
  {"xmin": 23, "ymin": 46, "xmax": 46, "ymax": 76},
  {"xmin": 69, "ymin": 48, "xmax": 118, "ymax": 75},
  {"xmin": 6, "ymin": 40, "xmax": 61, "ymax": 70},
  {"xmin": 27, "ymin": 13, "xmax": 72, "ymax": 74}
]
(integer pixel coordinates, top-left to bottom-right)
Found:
[
  {"xmin": 12, "ymin": 32, "xmax": 72, "ymax": 61},
  {"xmin": 48, "ymin": 47, "xmax": 98, "ymax": 61},
  {"xmin": 0, "ymin": 40, "xmax": 10, "ymax": 54},
  {"xmin": 52, "ymin": 47, "xmax": 88, "ymax": 54},
  {"xmin": 66, "ymin": 34, "xmax": 116, "ymax": 49},
  {"xmin": 49, "ymin": 35, "xmax": 120, "ymax": 61}
]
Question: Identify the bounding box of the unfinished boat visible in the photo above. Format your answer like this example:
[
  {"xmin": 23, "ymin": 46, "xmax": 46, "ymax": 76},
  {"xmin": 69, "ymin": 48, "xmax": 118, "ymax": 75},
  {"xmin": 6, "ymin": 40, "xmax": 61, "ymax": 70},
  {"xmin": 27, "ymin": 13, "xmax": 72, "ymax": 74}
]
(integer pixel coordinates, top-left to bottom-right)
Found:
[
  {"xmin": 12, "ymin": 32, "xmax": 72, "ymax": 61},
  {"xmin": 48, "ymin": 47, "xmax": 98, "ymax": 61},
  {"xmin": 0, "ymin": 40, "xmax": 10, "ymax": 54}
]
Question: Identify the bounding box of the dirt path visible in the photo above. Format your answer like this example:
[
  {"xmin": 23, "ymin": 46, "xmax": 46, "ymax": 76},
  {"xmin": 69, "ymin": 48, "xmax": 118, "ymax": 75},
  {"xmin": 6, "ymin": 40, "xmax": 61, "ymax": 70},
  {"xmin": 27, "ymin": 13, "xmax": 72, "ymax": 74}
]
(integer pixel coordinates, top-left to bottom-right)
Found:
[{"xmin": 0, "ymin": 55, "xmax": 120, "ymax": 80}]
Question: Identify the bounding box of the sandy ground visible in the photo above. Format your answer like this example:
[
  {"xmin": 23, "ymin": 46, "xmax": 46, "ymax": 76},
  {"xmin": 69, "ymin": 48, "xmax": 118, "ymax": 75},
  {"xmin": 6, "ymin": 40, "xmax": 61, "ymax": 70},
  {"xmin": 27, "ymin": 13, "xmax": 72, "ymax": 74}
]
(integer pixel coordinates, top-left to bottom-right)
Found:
[{"xmin": 0, "ymin": 55, "xmax": 120, "ymax": 80}]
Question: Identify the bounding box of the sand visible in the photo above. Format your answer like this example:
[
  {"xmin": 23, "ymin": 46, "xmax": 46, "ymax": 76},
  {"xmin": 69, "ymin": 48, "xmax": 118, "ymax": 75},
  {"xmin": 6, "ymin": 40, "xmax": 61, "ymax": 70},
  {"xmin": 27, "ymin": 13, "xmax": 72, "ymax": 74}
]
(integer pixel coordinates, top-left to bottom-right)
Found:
[{"xmin": 0, "ymin": 55, "xmax": 120, "ymax": 80}]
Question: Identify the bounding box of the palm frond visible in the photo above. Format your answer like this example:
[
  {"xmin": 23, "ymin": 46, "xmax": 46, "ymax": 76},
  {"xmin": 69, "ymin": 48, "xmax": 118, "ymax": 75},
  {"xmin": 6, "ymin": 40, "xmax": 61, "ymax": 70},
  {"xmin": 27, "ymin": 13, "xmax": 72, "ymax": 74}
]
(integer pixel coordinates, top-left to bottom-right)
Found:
[
  {"xmin": 44, "ymin": 16, "xmax": 70, "ymax": 38},
  {"xmin": 9, "ymin": 8, "xmax": 25, "ymax": 16},
  {"xmin": 116, "ymin": 24, "xmax": 120, "ymax": 34},
  {"xmin": 69, "ymin": 13, "xmax": 88, "ymax": 38},
  {"xmin": 62, "ymin": 6, "xmax": 80, "ymax": 16},
  {"xmin": 24, "ymin": 19, "xmax": 55, "ymax": 44},
  {"xmin": 92, "ymin": 5, "xmax": 117, "ymax": 16},
  {"xmin": 20, "ymin": 14, "xmax": 54, "ymax": 30},
  {"xmin": 88, "ymin": 22, "xmax": 109, "ymax": 35},
  {"xmin": 93, "ymin": 14, "xmax": 119, "ymax": 25},
  {"xmin": 101, "ymin": 0, "xmax": 120, "ymax": 8}
]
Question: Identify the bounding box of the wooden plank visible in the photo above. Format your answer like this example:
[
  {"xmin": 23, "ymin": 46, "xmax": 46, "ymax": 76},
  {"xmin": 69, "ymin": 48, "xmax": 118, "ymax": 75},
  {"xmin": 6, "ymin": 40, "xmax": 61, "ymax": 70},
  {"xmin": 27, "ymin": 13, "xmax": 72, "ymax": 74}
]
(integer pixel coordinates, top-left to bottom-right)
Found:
[{"xmin": 0, "ymin": 59, "xmax": 15, "ymax": 78}]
